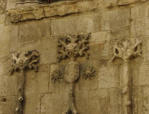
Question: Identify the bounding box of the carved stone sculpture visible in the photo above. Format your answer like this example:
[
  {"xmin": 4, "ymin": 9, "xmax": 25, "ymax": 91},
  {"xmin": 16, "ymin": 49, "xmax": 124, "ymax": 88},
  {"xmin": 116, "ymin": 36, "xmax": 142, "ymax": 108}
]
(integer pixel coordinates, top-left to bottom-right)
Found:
[
  {"xmin": 62, "ymin": 60, "xmax": 79, "ymax": 114},
  {"xmin": 10, "ymin": 50, "xmax": 40, "ymax": 114},
  {"xmin": 51, "ymin": 64, "xmax": 63, "ymax": 83},
  {"xmin": 51, "ymin": 34, "xmax": 95, "ymax": 114},
  {"xmin": 57, "ymin": 34, "xmax": 90, "ymax": 62},
  {"xmin": 83, "ymin": 65, "xmax": 96, "ymax": 80},
  {"xmin": 112, "ymin": 39, "xmax": 142, "ymax": 114}
]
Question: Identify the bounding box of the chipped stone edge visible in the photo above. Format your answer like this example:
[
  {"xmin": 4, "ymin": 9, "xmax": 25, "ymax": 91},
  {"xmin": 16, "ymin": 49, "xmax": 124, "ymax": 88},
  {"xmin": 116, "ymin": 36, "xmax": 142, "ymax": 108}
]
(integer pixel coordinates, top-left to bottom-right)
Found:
[{"xmin": 6, "ymin": 1, "xmax": 98, "ymax": 23}]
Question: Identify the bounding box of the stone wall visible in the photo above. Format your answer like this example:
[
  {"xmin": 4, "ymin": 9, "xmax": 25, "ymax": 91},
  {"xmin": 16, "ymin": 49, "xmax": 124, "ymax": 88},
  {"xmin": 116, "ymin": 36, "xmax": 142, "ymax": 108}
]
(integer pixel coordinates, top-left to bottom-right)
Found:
[{"xmin": 0, "ymin": 0, "xmax": 149, "ymax": 114}]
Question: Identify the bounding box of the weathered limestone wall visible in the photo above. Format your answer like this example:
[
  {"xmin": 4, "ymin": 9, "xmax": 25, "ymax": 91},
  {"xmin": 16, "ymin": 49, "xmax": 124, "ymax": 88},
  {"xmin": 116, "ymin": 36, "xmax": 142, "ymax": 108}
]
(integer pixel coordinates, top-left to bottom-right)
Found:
[{"xmin": 0, "ymin": 0, "xmax": 149, "ymax": 114}]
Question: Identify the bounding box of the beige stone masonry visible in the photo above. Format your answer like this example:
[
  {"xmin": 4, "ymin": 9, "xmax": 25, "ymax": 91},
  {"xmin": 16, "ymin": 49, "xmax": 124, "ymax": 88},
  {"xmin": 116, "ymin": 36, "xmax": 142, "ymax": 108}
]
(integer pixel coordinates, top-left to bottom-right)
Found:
[
  {"xmin": 118, "ymin": 0, "xmax": 147, "ymax": 6},
  {"xmin": 6, "ymin": 0, "xmax": 149, "ymax": 23},
  {"xmin": 7, "ymin": 0, "xmax": 99, "ymax": 23}
]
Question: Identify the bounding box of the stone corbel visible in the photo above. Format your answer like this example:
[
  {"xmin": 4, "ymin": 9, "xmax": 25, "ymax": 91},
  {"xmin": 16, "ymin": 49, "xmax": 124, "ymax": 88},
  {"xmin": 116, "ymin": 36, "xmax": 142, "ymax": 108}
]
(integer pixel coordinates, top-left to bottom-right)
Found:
[{"xmin": 10, "ymin": 50, "xmax": 40, "ymax": 114}]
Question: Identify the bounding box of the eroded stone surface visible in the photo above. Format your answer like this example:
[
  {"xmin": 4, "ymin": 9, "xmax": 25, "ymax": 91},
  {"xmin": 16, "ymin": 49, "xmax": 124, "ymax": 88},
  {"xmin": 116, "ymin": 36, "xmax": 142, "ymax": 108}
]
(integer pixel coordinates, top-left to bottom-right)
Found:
[
  {"xmin": 1, "ymin": 0, "xmax": 149, "ymax": 114},
  {"xmin": 7, "ymin": 1, "xmax": 99, "ymax": 23},
  {"xmin": 0, "ymin": 0, "xmax": 6, "ymax": 14}
]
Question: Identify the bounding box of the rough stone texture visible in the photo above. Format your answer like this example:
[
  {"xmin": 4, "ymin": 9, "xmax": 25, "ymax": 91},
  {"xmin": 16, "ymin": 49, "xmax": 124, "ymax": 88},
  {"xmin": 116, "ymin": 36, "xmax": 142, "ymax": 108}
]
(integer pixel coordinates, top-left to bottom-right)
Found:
[
  {"xmin": 118, "ymin": 0, "xmax": 138, "ymax": 5},
  {"xmin": 0, "ymin": 0, "xmax": 7, "ymax": 14},
  {"xmin": 0, "ymin": 0, "xmax": 149, "ymax": 114},
  {"xmin": 7, "ymin": 1, "xmax": 99, "ymax": 23},
  {"xmin": 0, "ymin": 96, "xmax": 17, "ymax": 114},
  {"xmin": 51, "ymin": 13, "xmax": 101, "ymax": 36}
]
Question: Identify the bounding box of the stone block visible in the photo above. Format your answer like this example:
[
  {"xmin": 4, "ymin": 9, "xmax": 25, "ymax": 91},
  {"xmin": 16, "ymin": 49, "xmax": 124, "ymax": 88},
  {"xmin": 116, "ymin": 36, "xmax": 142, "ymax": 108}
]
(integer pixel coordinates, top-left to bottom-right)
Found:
[
  {"xmin": 0, "ymin": 25, "xmax": 10, "ymax": 57},
  {"xmin": 18, "ymin": 19, "xmax": 51, "ymax": 43},
  {"xmin": 90, "ymin": 32, "xmax": 110, "ymax": 45},
  {"xmin": 0, "ymin": 15, "xmax": 5, "ymax": 24},
  {"xmin": 108, "ymin": 88, "xmax": 121, "ymax": 114},
  {"xmin": 7, "ymin": 1, "xmax": 99, "ymax": 23},
  {"xmin": 0, "ymin": 75, "xmax": 18, "ymax": 96},
  {"xmin": 103, "ymin": 0, "xmax": 117, "ymax": 8},
  {"xmin": 118, "ymin": 0, "xmax": 138, "ymax": 5},
  {"xmin": 51, "ymin": 13, "xmax": 101, "ymax": 36},
  {"xmin": 111, "ymin": 26, "xmax": 130, "ymax": 40},
  {"xmin": 138, "ymin": 60, "xmax": 149, "ymax": 86},
  {"xmin": 142, "ymin": 86, "xmax": 149, "ymax": 114},
  {"xmin": 24, "ymin": 94, "xmax": 41, "ymax": 114},
  {"xmin": 39, "ymin": 38, "xmax": 57, "ymax": 64},
  {"xmin": 18, "ymin": 40, "xmax": 41, "ymax": 55},
  {"xmin": 131, "ymin": 3, "xmax": 149, "ymax": 19},
  {"xmin": 0, "ymin": 56, "xmax": 18, "ymax": 96},
  {"xmin": 0, "ymin": 55, "xmax": 10, "ymax": 76},
  {"xmin": 76, "ymin": 90, "xmax": 89, "ymax": 114},
  {"xmin": 0, "ymin": 0, "xmax": 6, "ymax": 14},
  {"xmin": 41, "ymin": 92, "xmax": 68, "ymax": 114},
  {"xmin": 101, "ymin": 8, "xmax": 130, "ymax": 31},
  {"xmin": 78, "ymin": 74, "xmax": 98, "ymax": 91},
  {"xmin": 131, "ymin": 4, "xmax": 149, "ymax": 37},
  {"xmin": 90, "ymin": 31, "xmax": 111, "ymax": 61},
  {"xmin": 6, "ymin": 0, "xmax": 16, "ymax": 10},
  {"xmin": 133, "ymin": 87, "xmax": 144, "ymax": 114},
  {"xmin": 25, "ymin": 71, "xmax": 49, "ymax": 96},
  {"xmin": 98, "ymin": 64, "xmax": 120, "ymax": 88},
  {"xmin": 0, "ymin": 96, "xmax": 17, "ymax": 114},
  {"xmin": 87, "ymin": 89, "xmax": 103, "ymax": 114},
  {"xmin": 8, "ymin": 25, "xmax": 19, "ymax": 52}
]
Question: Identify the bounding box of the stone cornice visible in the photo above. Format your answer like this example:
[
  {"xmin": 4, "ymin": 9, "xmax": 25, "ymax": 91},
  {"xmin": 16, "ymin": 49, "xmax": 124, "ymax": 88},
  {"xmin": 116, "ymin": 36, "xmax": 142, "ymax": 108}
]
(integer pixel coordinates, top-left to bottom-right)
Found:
[{"xmin": 7, "ymin": 0, "xmax": 98, "ymax": 23}]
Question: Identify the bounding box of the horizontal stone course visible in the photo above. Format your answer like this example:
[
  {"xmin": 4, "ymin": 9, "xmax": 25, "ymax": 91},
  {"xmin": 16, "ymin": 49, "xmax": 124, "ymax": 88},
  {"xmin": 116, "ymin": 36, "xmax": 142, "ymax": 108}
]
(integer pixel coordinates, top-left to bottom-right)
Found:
[
  {"xmin": 7, "ymin": 0, "xmax": 99, "ymax": 23},
  {"xmin": 7, "ymin": 0, "xmax": 149, "ymax": 23}
]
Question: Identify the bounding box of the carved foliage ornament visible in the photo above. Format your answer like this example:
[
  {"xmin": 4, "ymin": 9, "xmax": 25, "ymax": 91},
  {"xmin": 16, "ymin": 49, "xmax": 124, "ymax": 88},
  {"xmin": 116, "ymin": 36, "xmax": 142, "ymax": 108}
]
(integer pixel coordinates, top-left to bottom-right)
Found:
[
  {"xmin": 112, "ymin": 39, "xmax": 142, "ymax": 61},
  {"xmin": 83, "ymin": 65, "xmax": 96, "ymax": 80},
  {"xmin": 112, "ymin": 39, "xmax": 142, "ymax": 114},
  {"xmin": 51, "ymin": 65, "xmax": 64, "ymax": 83},
  {"xmin": 57, "ymin": 34, "xmax": 90, "ymax": 61},
  {"xmin": 10, "ymin": 50, "xmax": 40, "ymax": 114},
  {"xmin": 51, "ymin": 33, "xmax": 96, "ymax": 114},
  {"xmin": 51, "ymin": 64, "xmax": 96, "ymax": 83},
  {"xmin": 10, "ymin": 50, "xmax": 40, "ymax": 74},
  {"xmin": 51, "ymin": 63, "xmax": 96, "ymax": 114}
]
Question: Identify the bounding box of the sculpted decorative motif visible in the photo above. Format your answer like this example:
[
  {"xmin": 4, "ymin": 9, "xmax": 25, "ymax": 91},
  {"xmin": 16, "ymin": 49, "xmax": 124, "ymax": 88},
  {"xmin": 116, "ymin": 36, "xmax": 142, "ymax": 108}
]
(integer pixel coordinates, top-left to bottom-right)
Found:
[
  {"xmin": 57, "ymin": 34, "xmax": 90, "ymax": 62},
  {"xmin": 51, "ymin": 34, "xmax": 96, "ymax": 114},
  {"xmin": 51, "ymin": 64, "xmax": 63, "ymax": 83},
  {"xmin": 112, "ymin": 39, "xmax": 142, "ymax": 61},
  {"xmin": 83, "ymin": 65, "xmax": 96, "ymax": 80},
  {"xmin": 112, "ymin": 39, "xmax": 142, "ymax": 114},
  {"xmin": 10, "ymin": 50, "xmax": 40, "ymax": 114},
  {"xmin": 10, "ymin": 50, "xmax": 40, "ymax": 74}
]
